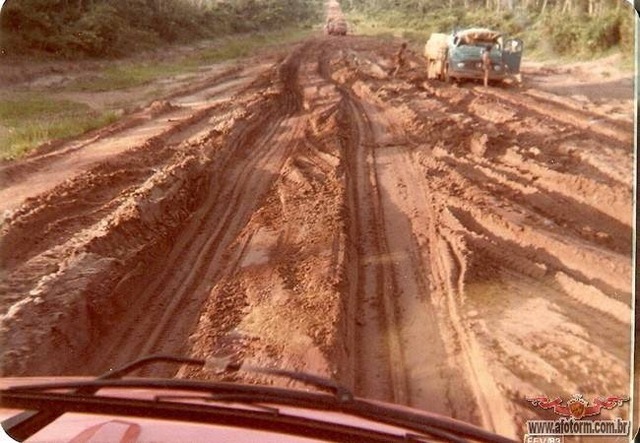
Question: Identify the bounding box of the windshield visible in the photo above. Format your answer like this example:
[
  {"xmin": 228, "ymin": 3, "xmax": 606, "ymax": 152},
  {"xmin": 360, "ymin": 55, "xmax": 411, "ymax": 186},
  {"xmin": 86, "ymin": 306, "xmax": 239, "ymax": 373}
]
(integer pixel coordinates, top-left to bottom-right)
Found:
[{"xmin": 0, "ymin": 0, "xmax": 636, "ymax": 442}]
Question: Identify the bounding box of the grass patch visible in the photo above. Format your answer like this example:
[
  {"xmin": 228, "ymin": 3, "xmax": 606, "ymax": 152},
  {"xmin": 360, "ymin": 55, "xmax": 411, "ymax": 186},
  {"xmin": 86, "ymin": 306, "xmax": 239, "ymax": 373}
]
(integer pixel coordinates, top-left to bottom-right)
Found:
[
  {"xmin": 64, "ymin": 26, "xmax": 316, "ymax": 92},
  {"xmin": 66, "ymin": 62, "xmax": 200, "ymax": 92},
  {"xmin": 1, "ymin": 25, "xmax": 318, "ymax": 159},
  {"xmin": 191, "ymin": 27, "xmax": 316, "ymax": 64},
  {"xmin": 0, "ymin": 95, "xmax": 118, "ymax": 159},
  {"xmin": 192, "ymin": 39, "xmax": 257, "ymax": 64}
]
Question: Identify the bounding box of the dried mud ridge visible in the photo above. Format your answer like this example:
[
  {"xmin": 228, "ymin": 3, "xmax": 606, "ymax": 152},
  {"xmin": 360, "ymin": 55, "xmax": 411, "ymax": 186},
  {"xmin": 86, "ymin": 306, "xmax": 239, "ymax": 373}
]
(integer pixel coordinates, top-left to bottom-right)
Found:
[{"xmin": 0, "ymin": 35, "xmax": 633, "ymax": 438}]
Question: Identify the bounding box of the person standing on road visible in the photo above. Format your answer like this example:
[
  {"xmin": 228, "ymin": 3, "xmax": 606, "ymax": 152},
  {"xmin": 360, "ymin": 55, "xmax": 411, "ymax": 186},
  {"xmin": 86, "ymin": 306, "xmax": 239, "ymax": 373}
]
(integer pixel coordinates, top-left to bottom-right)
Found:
[
  {"xmin": 481, "ymin": 45, "xmax": 492, "ymax": 87},
  {"xmin": 392, "ymin": 42, "xmax": 408, "ymax": 77}
]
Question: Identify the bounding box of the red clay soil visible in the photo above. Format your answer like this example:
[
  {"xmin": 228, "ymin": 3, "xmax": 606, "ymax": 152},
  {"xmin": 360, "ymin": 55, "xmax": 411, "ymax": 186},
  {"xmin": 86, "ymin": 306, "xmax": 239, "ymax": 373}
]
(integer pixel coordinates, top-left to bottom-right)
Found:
[{"xmin": 0, "ymin": 19, "xmax": 634, "ymax": 440}]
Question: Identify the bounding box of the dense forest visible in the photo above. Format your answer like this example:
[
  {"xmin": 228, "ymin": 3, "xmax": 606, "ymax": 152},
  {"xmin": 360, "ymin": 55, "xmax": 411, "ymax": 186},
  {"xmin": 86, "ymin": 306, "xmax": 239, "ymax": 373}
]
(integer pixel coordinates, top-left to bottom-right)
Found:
[
  {"xmin": 0, "ymin": 0, "xmax": 323, "ymax": 57},
  {"xmin": 0, "ymin": 0, "xmax": 635, "ymax": 58}
]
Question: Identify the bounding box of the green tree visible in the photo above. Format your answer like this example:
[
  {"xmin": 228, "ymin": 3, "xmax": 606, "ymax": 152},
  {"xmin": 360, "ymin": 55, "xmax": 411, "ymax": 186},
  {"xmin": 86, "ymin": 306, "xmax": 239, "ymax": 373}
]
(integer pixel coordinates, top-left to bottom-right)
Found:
[{"xmin": 0, "ymin": 0, "xmax": 322, "ymax": 57}]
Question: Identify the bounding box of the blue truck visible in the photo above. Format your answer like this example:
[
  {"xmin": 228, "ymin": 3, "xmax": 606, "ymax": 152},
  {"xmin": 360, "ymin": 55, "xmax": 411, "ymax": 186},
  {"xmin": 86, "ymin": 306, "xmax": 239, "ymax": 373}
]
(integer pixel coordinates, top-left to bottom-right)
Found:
[{"xmin": 424, "ymin": 28, "xmax": 523, "ymax": 84}]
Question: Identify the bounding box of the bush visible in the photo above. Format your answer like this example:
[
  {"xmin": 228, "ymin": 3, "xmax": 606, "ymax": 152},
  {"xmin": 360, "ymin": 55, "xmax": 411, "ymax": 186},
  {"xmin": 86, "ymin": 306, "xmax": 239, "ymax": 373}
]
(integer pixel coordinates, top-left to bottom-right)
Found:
[
  {"xmin": 583, "ymin": 13, "xmax": 619, "ymax": 52},
  {"xmin": 539, "ymin": 14, "xmax": 582, "ymax": 55},
  {"xmin": 65, "ymin": 4, "xmax": 130, "ymax": 57},
  {"xmin": 535, "ymin": 8, "xmax": 633, "ymax": 58},
  {"xmin": 343, "ymin": 1, "xmax": 633, "ymax": 63},
  {"xmin": 0, "ymin": 0, "xmax": 323, "ymax": 58}
]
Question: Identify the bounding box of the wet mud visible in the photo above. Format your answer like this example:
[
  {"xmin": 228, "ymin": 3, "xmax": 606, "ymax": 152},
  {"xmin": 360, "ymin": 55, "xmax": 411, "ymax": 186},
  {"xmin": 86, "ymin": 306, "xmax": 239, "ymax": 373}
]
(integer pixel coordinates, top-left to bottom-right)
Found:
[{"xmin": 0, "ymin": 28, "xmax": 633, "ymax": 438}]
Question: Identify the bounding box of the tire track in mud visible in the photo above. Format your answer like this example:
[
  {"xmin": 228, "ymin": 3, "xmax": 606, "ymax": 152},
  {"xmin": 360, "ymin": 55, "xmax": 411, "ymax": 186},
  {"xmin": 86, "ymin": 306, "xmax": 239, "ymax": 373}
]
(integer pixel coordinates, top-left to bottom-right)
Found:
[
  {"xmin": 338, "ymin": 91, "xmax": 512, "ymax": 431},
  {"xmin": 180, "ymin": 46, "xmax": 349, "ymax": 385},
  {"xmin": 322, "ymin": 39, "xmax": 507, "ymax": 430},
  {"xmin": 435, "ymin": 83, "xmax": 631, "ymax": 430},
  {"xmin": 419, "ymin": 86, "xmax": 633, "ymax": 300},
  {"xmin": 339, "ymin": 94, "xmax": 409, "ymax": 404},
  {"xmin": 0, "ymin": 68, "xmax": 265, "ymax": 276},
  {"xmin": 459, "ymin": 91, "xmax": 633, "ymax": 232},
  {"xmin": 312, "ymin": 40, "xmax": 410, "ymax": 405},
  {"xmin": 87, "ymin": 47, "xmax": 309, "ymax": 374},
  {"xmin": 323, "ymin": 36, "xmax": 632, "ymax": 436},
  {"xmin": 484, "ymin": 86, "xmax": 633, "ymax": 145},
  {"xmin": 425, "ymin": 84, "xmax": 632, "ymax": 361},
  {"xmin": 420, "ymin": 149, "xmax": 631, "ymax": 294},
  {"xmin": 0, "ymin": 48, "xmax": 303, "ymax": 376},
  {"xmin": 0, "ymin": 67, "xmax": 246, "ymax": 214}
]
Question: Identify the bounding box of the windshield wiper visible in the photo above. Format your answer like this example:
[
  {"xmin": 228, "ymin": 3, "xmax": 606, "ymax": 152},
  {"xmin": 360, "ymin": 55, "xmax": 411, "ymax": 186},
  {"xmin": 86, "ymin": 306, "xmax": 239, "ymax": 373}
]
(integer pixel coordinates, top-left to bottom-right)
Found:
[
  {"xmin": 101, "ymin": 354, "xmax": 354, "ymax": 401},
  {"xmin": 2, "ymin": 354, "xmax": 353, "ymax": 441},
  {"xmin": 1, "ymin": 354, "xmax": 517, "ymax": 443},
  {"xmin": 3, "ymin": 388, "xmax": 429, "ymax": 443}
]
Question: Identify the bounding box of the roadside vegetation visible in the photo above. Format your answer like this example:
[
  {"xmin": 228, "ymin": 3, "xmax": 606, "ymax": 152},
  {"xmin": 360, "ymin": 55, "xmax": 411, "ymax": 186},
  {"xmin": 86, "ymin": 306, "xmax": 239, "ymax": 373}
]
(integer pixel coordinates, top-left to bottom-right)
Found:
[
  {"xmin": 0, "ymin": 0, "xmax": 322, "ymax": 57},
  {"xmin": 0, "ymin": 1, "xmax": 321, "ymax": 160},
  {"xmin": 0, "ymin": 27, "xmax": 316, "ymax": 160},
  {"xmin": 343, "ymin": 0, "xmax": 635, "ymax": 63},
  {"xmin": 0, "ymin": 94, "xmax": 119, "ymax": 159},
  {"xmin": 62, "ymin": 28, "xmax": 313, "ymax": 92}
]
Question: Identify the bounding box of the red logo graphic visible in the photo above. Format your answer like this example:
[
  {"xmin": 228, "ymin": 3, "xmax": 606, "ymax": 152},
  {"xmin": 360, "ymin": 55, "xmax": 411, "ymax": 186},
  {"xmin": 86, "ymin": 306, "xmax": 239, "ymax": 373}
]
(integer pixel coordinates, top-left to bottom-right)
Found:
[{"xmin": 525, "ymin": 394, "xmax": 629, "ymax": 420}]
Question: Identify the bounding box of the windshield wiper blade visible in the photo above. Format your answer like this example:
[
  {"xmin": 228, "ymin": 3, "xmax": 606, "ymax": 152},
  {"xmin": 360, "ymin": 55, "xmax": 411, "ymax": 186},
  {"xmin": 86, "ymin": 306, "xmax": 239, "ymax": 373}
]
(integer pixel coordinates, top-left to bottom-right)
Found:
[
  {"xmin": 153, "ymin": 394, "xmax": 282, "ymax": 414},
  {"xmin": 2, "ymin": 355, "xmax": 518, "ymax": 443},
  {"xmin": 1, "ymin": 382, "xmax": 516, "ymax": 443},
  {"xmin": 99, "ymin": 354, "xmax": 353, "ymax": 401},
  {"xmin": 1, "ymin": 354, "xmax": 353, "ymax": 441}
]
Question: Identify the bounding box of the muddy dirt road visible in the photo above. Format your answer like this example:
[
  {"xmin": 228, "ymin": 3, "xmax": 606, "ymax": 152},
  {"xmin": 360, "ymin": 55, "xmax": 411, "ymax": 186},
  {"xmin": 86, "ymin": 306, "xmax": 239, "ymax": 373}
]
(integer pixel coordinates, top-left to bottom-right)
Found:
[{"xmin": 0, "ymin": 28, "xmax": 634, "ymax": 438}]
